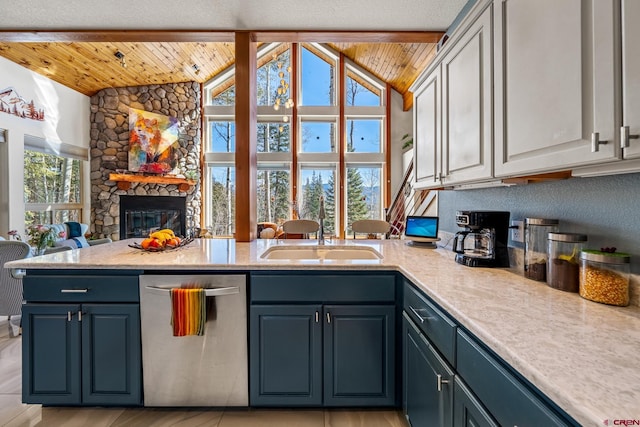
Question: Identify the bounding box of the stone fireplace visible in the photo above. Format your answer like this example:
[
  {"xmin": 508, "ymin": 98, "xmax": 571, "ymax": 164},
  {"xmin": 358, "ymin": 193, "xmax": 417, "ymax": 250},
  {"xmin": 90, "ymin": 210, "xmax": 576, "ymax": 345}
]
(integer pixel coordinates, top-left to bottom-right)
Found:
[{"xmin": 89, "ymin": 82, "xmax": 202, "ymax": 240}]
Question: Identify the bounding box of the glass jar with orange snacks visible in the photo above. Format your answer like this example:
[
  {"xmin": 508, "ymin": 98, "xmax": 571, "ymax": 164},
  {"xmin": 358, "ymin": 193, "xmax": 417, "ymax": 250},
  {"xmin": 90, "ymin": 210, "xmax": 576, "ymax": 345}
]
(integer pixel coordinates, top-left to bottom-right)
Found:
[{"xmin": 579, "ymin": 249, "xmax": 631, "ymax": 306}]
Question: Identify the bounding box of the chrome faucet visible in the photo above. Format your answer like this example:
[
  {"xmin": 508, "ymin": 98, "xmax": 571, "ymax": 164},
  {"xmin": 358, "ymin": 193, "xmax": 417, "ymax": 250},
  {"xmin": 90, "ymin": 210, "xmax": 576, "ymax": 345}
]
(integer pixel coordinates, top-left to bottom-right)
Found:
[{"xmin": 318, "ymin": 195, "xmax": 325, "ymax": 245}]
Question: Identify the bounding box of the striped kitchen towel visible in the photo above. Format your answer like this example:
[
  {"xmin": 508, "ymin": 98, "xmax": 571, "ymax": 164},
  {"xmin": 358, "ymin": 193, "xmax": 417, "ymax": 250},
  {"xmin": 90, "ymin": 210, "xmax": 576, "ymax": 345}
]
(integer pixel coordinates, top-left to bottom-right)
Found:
[{"xmin": 170, "ymin": 288, "xmax": 206, "ymax": 336}]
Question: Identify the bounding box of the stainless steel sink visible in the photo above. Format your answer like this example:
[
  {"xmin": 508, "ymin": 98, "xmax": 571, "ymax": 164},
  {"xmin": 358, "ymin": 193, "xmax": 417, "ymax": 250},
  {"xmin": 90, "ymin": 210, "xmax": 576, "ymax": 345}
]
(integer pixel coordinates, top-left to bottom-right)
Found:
[{"xmin": 260, "ymin": 245, "xmax": 382, "ymax": 260}]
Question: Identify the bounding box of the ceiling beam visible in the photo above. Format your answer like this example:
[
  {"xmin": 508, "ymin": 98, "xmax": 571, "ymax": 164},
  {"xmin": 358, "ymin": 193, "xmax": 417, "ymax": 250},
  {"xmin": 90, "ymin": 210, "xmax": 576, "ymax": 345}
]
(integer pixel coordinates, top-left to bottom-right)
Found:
[
  {"xmin": 0, "ymin": 30, "xmax": 444, "ymax": 44},
  {"xmin": 403, "ymin": 91, "xmax": 414, "ymax": 111},
  {"xmin": 253, "ymin": 31, "xmax": 444, "ymax": 43}
]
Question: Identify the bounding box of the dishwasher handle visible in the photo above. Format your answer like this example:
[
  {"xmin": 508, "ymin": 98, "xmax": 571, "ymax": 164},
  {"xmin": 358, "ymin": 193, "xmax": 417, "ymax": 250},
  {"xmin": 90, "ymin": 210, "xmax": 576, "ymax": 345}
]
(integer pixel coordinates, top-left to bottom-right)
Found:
[{"xmin": 144, "ymin": 286, "xmax": 240, "ymax": 297}]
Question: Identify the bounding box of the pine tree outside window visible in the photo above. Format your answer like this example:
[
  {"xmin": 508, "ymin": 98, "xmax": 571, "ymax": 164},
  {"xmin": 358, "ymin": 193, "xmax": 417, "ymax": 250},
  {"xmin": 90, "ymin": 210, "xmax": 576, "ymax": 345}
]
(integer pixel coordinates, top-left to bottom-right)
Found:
[
  {"xmin": 300, "ymin": 167, "xmax": 336, "ymax": 235},
  {"xmin": 208, "ymin": 165, "xmax": 235, "ymax": 236}
]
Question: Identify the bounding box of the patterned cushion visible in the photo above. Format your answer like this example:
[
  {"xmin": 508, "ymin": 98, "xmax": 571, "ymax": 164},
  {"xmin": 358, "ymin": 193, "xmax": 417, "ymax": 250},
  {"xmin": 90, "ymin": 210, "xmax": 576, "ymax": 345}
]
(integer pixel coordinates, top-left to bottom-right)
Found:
[{"xmin": 54, "ymin": 236, "xmax": 89, "ymax": 249}]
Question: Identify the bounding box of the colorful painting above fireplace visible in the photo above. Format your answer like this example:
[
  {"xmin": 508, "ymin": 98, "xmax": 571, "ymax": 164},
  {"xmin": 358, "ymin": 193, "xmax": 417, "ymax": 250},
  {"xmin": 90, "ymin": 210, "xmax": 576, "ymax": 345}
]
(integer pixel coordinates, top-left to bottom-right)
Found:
[{"xmin": 128, "ymin": 108, "xmax": 178, "ymax": 174}]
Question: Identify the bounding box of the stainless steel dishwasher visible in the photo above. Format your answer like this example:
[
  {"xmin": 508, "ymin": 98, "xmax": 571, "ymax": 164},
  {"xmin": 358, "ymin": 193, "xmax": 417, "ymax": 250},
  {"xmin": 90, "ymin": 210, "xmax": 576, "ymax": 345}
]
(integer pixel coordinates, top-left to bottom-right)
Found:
[{"xmin": 139, "ymin": 274, "xmax": 247, "ymax": 406}]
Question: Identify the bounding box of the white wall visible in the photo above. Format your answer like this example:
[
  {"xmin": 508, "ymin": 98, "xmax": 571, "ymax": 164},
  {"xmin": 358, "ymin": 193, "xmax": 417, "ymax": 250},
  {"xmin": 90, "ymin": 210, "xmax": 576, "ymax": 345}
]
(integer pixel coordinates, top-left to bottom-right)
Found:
[
  {"xmin": 0, "ymin": 56, "xmax": 90, "ymax": 238},
  {"xmin": 389, "ymin": 89, "xmax": 413, "ymax": 203}
]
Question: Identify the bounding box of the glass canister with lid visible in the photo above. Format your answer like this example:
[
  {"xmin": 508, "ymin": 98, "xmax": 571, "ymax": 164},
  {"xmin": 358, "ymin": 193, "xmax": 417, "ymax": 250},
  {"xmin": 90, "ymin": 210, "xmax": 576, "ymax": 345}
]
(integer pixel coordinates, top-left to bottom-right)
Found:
[
  {"xmin": 579, "ymin": 250, "xmax": 631, "ymax": 306},
  {"xmin": 524, "ymin": 218, "xmax": 559, "ymax": 281},
  {"xmin": 547, "ymin": 232, "xmax": 588, "ymax": 292}
]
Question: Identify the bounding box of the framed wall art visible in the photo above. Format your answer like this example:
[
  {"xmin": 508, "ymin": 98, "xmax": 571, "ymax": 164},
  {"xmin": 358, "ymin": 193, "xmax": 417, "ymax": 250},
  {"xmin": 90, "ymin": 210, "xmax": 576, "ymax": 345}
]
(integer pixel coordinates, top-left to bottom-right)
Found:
[{"xmin": 128, "ymin": 108, "xmax": 179, "ymax": 174}]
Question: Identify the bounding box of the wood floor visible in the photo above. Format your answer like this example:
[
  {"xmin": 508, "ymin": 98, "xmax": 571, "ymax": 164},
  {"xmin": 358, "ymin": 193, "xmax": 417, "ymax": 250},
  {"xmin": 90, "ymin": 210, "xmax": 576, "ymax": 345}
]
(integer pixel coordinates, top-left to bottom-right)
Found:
[{"xmin": 0, "ymin": 319, "xmax": 408, "ymax": 427}]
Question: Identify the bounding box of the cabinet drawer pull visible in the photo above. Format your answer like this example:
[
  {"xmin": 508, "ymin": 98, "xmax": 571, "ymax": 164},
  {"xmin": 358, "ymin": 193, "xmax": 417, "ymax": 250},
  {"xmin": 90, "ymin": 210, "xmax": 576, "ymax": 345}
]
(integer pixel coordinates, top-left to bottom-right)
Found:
[
  {"xmin": 621, "ymin": 126, "xmax": 640, "ymax": 148},
  {"xmin": 591, "ymin": 132, "xmax": 609, "ymax": 152},
  {"xmin": 60, "ymin": 289, "xmax": 88, "ymax": 293},
  {"xmin": 409, "ymin": 306, "xmax": 434, "ymax": 323},
  {"xmin": 437, "ymin": 374, "xmax": 449, "ymax": 392}
]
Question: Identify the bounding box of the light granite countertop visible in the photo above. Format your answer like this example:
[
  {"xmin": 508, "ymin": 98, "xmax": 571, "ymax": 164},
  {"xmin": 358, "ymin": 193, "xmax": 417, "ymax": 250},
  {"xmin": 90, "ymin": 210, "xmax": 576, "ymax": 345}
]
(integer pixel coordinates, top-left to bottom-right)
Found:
[{"xmin": 6, "ymin": 238, "xmax": 640, "ymax": 426}]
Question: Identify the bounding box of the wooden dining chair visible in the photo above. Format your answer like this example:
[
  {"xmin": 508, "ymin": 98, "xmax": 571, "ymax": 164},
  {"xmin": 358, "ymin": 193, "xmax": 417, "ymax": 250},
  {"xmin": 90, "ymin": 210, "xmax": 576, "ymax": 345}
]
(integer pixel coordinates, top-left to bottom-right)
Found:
[
  {"xmin": 351, "ymin": 219, "xmax": 390, "ymax": 239},
  {"xmin": 282, "ymin": 219, "xmax": 320, "ymax": 239}
]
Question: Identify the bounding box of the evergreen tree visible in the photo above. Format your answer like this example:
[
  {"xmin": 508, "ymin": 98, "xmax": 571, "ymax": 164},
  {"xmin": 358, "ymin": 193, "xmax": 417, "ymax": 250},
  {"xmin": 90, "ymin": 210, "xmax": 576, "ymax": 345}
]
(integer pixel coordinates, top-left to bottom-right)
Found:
[
  {"xmin": 345, "ymin": 134, "xmax": 368, "ymax": 235},
  {"xmin": 210, "ymin": 180, "xmax": 233, "ymax": 235},
  {"xmin": 324, "ymin": 173, "xmax": 336, "ymax": 235},
  {"xmin": 28, "ymin": 100, "xmax": 37, "ymax": 119},
  {"xmin": 347, "ymin": 166, "xmax": 368, "ymax": 231},
  {"xmin": 301, "ymin": 172, "xmax": 323, "ymax": 220}
]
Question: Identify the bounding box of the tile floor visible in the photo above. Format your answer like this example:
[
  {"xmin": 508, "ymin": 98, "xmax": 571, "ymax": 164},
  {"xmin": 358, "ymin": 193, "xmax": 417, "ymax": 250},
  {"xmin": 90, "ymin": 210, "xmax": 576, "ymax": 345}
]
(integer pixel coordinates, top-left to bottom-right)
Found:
[{"xmin": 0, "ymin": 319, "xmax": 407, "ymax": 427}]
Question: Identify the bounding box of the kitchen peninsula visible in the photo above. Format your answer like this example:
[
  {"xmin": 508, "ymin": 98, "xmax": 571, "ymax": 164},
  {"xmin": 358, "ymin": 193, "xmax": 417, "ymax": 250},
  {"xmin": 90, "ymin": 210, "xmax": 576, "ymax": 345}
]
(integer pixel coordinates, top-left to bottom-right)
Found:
[{"xmin": 6, "ymin": 239, "xmax": 640, "ymax": 426}]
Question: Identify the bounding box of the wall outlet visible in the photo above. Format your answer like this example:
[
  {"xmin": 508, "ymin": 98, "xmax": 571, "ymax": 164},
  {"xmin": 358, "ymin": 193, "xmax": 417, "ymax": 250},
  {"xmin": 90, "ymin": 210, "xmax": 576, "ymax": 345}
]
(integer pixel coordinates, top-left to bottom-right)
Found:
[{"xmin": 510, "ymin": 220, "xmax": 524, "ymax": 243}]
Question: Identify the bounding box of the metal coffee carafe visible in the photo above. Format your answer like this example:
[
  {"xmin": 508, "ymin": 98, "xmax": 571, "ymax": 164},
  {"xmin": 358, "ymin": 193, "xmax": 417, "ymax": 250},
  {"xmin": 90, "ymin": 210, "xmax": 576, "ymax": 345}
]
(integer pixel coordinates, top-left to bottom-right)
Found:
[{"xmin": 453, "ymin": 211, "xmax": 510, "ymax": 267}]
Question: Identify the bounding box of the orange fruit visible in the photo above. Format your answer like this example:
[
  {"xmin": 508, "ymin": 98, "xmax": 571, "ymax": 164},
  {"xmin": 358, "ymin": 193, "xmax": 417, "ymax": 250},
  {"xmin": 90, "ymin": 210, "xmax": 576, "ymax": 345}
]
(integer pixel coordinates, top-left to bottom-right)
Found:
[
  {"xmin": 149, "ymin": 238, "xmax": 163, "ymax": 249},
  {"xmin": 140, "ymin": 238, "xmax": 153, "ymax": 249}
]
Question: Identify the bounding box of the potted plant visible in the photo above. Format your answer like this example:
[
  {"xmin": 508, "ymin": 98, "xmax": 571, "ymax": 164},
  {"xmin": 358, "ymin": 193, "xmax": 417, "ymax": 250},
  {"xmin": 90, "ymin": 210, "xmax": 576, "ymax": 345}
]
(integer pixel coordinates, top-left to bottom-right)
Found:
[
  {"xmin": 401, "ymin": 133, "xmax": 413, "ymax": 151},
  {"xmin": 26, "ymin": 224, "xmax": 57, "ymax": 256}
]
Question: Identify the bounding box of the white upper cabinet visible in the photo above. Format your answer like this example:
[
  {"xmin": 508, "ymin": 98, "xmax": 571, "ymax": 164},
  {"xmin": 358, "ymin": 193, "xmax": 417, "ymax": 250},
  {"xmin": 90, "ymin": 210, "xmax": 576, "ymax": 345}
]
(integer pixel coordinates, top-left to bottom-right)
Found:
[
  {"xmin": 413, "ymin": 67, "xmax": 441, "ymax": 185},
  {"xmin": 494, "ymin": 0, "xmax": 618, "ymax": 177},
  {"xmin": 441, "ymin": 5, "xmax": 493, "ymax": 185},
  {"xmin": 413, "ymin": 4, "xmax": 493, "ymax": 189},
  {"xmin": 621, "ymin": 0, "xmax": 640, "ymax": 159}
]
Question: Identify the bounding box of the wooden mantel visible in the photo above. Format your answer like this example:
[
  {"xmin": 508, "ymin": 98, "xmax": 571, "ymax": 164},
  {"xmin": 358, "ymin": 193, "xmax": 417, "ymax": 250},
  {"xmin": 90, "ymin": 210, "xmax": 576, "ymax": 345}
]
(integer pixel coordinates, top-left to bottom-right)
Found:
[{"xmin": 109, "ymin": 173, "xmax": 195, "ymax": 191}]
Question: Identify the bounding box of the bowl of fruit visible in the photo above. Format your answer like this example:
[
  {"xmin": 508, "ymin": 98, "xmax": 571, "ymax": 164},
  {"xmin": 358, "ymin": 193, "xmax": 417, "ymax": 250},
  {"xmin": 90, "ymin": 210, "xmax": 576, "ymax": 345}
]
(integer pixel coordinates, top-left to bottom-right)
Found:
[{"xmin": 129, "ymin": 229, "xmax": 193, "ymax": 252}]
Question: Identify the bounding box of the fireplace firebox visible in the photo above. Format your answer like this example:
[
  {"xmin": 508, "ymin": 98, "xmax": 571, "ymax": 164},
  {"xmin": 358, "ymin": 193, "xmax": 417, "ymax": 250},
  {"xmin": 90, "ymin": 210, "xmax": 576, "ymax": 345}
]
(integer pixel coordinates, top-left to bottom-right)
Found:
[{"xmin": 119, "ymin": 195, "xmax": 186, "ymax": 240}]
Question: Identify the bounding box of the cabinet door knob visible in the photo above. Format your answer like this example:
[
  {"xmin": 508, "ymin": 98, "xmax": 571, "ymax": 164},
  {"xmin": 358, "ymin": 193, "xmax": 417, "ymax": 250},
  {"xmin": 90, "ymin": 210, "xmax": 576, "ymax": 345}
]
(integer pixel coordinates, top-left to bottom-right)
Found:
[
  {"xmin": 437, "ymin": 374, "xmax": 449, "ymax": 392},
  {"xmin": 621, "ymin": 126, "xmax": 640, "ymax": 149},
  {"xmin": 591, "ymin": 132, "xmax": 609, "ymax": 152}
]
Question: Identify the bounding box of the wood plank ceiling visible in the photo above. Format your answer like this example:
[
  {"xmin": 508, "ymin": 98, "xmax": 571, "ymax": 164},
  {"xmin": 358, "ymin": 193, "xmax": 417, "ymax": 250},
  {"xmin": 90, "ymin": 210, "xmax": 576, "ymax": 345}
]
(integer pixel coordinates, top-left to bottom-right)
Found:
[{"xmin": 0, "ymin": 40, "xmax": 438, "ymax": 109}]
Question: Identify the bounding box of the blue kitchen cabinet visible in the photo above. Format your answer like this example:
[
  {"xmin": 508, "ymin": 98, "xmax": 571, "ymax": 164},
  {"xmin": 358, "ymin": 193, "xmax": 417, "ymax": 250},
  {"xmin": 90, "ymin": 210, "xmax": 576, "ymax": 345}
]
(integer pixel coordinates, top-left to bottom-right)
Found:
[
  {"xmin": 250, "ymin": 305, "xmax": 323, "ymax": 406},
  {"xmin": 453, "ymin": 377, "xmax": 498, "ymax": 427},
  {"xmin": 403, "ymin": 312, "xmax": 453, "ymax": 427},
  {"xmin": 22, "ymin": 304, "xmax": 81, "ymax": 404},
  {"xmin": 21, "ymin": 271, "xmax": 142, "ymax": 406},
  {"xmin": 249, "ymin": 272, "xmax": 397, "ymax": 407},
  {"xmin": 456, "ymin": 330, "xmax": 574, "ymax": 427},
  {"xmin": 403, "ymin": 279, "xmax": 579, "ymax": 427},
  {"xmin": 324, "ymin": 305, "xmax": 395, "ymax": 406},
  {"xmin": 23, "ymin": 303, "xmax": 141, "ymax": 406}
]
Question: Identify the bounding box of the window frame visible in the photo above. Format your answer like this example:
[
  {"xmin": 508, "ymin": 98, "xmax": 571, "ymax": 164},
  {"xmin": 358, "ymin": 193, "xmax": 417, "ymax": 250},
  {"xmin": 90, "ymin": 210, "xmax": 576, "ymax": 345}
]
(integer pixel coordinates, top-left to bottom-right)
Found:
[
  {"xmin": 23, "ymin": 135, "xmax": 87, "ymax": 227},
  {"xmin": 202, "ymin": 42, "xmax": 388, "ymax": 238}
]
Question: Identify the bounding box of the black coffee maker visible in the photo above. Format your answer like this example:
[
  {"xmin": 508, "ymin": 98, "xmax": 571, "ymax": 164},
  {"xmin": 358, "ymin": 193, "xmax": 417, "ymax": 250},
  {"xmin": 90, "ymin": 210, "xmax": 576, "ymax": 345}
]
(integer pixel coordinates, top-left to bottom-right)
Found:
[{"xmin": 453, "ymin": 210, "xmax": 511, "ymax": 267}]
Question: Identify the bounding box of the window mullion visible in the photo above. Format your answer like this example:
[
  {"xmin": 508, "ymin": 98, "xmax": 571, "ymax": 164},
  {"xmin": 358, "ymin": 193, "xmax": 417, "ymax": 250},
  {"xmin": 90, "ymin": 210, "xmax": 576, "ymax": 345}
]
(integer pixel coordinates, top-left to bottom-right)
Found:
[{"xmin": 338, "ymin": 52, "xmax": 346, "ymax": 239}]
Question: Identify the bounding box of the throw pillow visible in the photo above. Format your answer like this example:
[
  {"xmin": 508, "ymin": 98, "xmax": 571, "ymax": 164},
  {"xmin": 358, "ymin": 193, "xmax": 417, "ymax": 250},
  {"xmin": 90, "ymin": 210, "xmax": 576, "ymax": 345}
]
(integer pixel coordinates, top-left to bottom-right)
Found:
[
  {"xmin": 54, "ymin": 236, "xmax": 89, "ymax": 249},
  {"xmin": 65, "ymin": 221, "xmax": 83, "ymax": 238}
]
